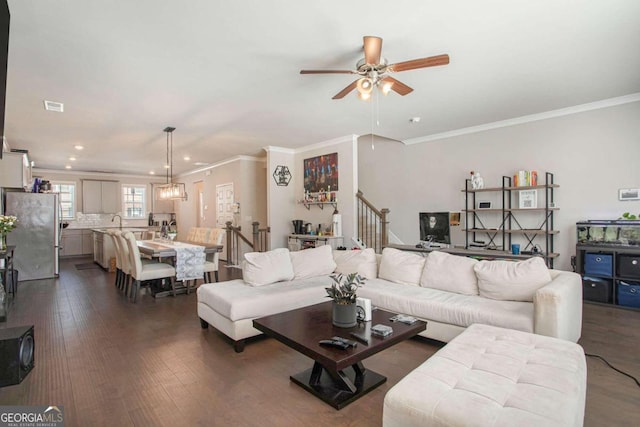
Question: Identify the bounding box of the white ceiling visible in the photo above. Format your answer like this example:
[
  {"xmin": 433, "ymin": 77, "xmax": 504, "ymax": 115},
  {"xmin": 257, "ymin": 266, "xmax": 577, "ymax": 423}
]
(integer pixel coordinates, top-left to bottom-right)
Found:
[{"xmin": 4, "ymin": 0, "xmax": 640, "ymax": 176}]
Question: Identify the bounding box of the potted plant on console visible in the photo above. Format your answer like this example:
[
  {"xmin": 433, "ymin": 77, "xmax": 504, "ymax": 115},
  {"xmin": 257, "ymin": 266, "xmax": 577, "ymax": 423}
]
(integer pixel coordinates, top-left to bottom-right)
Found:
[{"xmin": 326, "ymin": 273, "xmax": 365, "ymax": 328}]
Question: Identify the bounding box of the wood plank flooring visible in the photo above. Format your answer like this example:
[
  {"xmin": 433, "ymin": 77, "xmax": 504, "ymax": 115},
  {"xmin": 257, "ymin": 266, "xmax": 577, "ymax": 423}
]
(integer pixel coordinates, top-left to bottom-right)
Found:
[{"xmin": 1, "ymin": 257, "xmax": 639, "ymax": 426}]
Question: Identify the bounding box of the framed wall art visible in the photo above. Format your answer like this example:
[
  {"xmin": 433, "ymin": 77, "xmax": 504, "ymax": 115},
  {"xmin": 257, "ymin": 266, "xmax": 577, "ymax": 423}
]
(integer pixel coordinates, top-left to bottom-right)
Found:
[
  {"xmin": 619, "ymin": 188, "xmax": 640, "ymax": 201},
  {"xmin": 518, "ymin": 189, "xmax": 537, "ymax": 209},
  {"xmin": 303, "ymin": 152, "xmax": 338, "ymax": 192}
]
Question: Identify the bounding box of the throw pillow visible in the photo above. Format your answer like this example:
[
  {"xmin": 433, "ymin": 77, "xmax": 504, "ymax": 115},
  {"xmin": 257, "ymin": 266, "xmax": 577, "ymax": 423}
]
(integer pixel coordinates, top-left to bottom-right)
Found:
[
  {"xmin": 474, "ymin": 257, "xmax": 552, "ymax": 301},
  {"xmin": 420, "ymin": 251, "xmax": 479, "ymax": 295},
  {"xmin": 289, "ymin": 244, "xmax": 337, "ymax": 280},
  {"xmin": 242, "ymin": 248, "xmax": 294, "ymax": 286},
  {"xmin": 378, "ymin": 247, "xmax": 426, "ymax": 286},
  {"xmin": 333, "ymin": 248, "xmax": 378, "ymax": 279}
]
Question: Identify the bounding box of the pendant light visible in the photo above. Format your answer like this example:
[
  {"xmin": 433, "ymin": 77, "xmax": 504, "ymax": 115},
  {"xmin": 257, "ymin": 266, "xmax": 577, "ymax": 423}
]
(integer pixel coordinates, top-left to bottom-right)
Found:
[{"xmin": 155, "ymin": 126, "xmax": 187, "ymax": 201}]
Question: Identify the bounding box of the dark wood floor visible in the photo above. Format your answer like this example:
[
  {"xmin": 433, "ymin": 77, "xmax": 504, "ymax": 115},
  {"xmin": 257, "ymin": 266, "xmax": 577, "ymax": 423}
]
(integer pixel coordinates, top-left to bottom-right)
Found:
[{"xmin": 1, "ymin": 257, "xmax": 639, "ymax": 426}]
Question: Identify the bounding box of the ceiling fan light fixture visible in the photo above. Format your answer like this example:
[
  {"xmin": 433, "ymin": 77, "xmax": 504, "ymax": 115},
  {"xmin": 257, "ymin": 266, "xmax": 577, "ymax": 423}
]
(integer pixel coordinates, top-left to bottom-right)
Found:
[
  {"xmin": 356, "ymin": 77, "xmax": 374, "ymax": 95},
  {"xmin": 358, "ymin": 91, "xmax": 371, "ymax": 101},
  {"xmin": 380, "ymin": 80, "xmax": 393, "ymax": 95}
]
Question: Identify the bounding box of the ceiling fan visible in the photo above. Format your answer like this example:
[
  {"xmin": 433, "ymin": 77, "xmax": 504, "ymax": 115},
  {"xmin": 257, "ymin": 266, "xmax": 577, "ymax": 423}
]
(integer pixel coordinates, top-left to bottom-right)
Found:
[{"xmin": 300, "ymin": 36, "xmax": 449, "ymax": 100}]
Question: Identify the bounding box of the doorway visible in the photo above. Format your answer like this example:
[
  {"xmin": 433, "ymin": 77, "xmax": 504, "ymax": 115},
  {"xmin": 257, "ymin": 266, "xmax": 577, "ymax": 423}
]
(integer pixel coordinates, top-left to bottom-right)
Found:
[{"xmin": 216, "ymin": 182, "xmax": 234, "ymax": 227}]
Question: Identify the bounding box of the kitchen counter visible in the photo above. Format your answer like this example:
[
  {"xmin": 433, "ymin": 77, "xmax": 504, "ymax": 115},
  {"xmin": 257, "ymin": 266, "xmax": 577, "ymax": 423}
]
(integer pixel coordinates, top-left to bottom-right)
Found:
[{"xmin": 91, "ymin": 227, "xmax": 150, "ymax": 233}]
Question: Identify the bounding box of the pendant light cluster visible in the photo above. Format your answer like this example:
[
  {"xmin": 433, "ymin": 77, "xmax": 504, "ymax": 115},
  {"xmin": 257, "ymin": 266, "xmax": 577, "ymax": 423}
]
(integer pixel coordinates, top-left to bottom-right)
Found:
[{"xmin": 155, "ymin": 126, "xmax": 187, "ymax": 201}]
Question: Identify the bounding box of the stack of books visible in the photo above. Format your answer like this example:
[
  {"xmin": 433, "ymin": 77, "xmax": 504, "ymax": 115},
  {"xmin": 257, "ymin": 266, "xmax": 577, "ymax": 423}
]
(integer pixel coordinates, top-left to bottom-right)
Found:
[{"xmin": 513, "ymin": 170, "xmax": 538, "ymax": 187}]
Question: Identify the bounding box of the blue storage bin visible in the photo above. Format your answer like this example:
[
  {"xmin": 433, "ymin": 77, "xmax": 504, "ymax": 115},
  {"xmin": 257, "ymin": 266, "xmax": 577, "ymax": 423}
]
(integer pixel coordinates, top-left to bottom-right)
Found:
[
  {"xmin": 584, "ymin": 252, "xmax": 613, "ymax": 278},
  {"xmin": 617, "ymin": 281, "xmax": 640, "ymax": 308}
]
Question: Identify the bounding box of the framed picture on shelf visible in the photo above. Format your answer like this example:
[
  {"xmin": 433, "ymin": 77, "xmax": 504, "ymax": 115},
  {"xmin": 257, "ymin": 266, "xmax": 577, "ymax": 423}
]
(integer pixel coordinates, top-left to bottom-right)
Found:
[
  {"xmin": 619, "ymin": 188, "xmax": 640, "ymax": 201},
  {"xmin": 518, "ymin": 190, "xmax": 537, "ymax": 209}
]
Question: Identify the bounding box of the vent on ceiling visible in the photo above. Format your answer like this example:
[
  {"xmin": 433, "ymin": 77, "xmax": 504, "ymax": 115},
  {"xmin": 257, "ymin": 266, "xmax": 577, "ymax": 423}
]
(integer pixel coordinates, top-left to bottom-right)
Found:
[{"xmin": 43, "ymin": 100, "xmax": 64, "ymax": 112}]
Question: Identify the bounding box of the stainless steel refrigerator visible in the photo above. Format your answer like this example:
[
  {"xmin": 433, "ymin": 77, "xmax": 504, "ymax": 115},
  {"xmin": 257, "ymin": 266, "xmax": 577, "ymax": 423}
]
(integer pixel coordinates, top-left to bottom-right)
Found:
[{"xmin": 4, "ymin": 192, "xmax": 60, "ymax": 280}]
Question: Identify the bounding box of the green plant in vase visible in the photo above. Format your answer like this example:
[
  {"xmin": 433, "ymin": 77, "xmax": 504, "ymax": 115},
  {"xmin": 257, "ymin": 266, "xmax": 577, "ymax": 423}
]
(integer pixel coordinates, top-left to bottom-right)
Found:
[
  {"xmin": 326, "ymin": 273, "xmax": 366, "ymax": 328},
  {"xmin": 0, "ymin": 215, "xmax": 18, "ymax": 250}
]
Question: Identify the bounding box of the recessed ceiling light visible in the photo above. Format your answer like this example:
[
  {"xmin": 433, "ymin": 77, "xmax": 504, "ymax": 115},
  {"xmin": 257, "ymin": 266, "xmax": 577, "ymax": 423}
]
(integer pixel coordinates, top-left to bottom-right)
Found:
[
  {"xmin": 74, "ymin": 145, "xmax": 84, "ymax": 150},
  {"xmin": 44, "ymin": 100, "xmax": 64, "ymax": 112},
  {"xmin": 164, "ymin": 164, "xmax": 170, "ymax": 169},
  {"xmin": 183, "ymin": 156, "xmax": 191, "ymax": 161},
  {"xmin": 149, "ymin": 171, "xmax": 155, "ymax": 175},
  {"xmin": 409, "ymin": 117, "xmax": 421, "ymax": 123},
  {"xmin": 65, "ymin": 165, "xmax": 72, "ymax": 169},
  {"xmin": 69, "ymin": 156, "xmax": 76, "ymax": 161}
]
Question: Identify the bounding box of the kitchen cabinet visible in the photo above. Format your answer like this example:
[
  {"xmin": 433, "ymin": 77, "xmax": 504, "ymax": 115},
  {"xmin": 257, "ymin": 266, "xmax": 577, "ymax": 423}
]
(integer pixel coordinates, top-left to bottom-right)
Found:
[
  {"xmin": 60, "ymin": 229, "xmax": 94, "ymax": 257},
  {"xmin": 82, "ymin": 180, "xmax": 119, "ymax": 213},
  {"xmin": 0, "ymin": 151, "xmax": 31, "ymax": 189},
  {"xmin": 93, "ymin": 231, "xmax": 114, "ymax": 269}
]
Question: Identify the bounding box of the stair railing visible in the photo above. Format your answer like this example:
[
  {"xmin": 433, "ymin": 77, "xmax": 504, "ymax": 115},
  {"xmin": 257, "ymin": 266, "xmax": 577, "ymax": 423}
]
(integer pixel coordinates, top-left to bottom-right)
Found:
[
  {"xmin": 356, "ymin": 190, "xmax": 389, "ymax": 253},
  {"xmin": 225, "ymin": 221, "xmax": 270, "ymax": 266}
]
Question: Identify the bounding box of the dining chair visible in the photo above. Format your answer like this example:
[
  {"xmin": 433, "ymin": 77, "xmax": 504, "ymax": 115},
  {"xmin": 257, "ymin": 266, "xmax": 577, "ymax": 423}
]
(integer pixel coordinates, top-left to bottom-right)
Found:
[
  {"xmin": 186, "ymin": 227, "xmax": 197, "ymax": 241},
  {"xmin": 202, "ymin": 228, "xmax": 225, "ymax": 283},
  {"xmin": 122, "ymin": 231, "xmax": 176, "ymax": 303},
  {"xmin": 193, "ymin": 227, "xmax": 209, "ymax": 243},
  {"xmin": 107, "ymin": 230, "xmax": 125, "ymax": 291}
]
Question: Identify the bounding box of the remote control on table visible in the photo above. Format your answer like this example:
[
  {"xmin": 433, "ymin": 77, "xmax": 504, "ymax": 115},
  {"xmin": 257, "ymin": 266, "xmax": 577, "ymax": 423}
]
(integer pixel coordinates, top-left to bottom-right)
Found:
[
  {"xmin": 318, "ymin": 339, "xmax": 349, "ymax": 349},
  {"xmin": 331, "ymin": 336, "xmax": 358, "ymax": 348}
]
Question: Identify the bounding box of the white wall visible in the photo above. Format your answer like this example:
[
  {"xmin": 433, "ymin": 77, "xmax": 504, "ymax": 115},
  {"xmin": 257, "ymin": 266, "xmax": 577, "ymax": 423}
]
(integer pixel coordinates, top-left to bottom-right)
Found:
[
  {"xmin": 358, "ymin": 101, "xmax": 640, "ymax": 271},
  {"xmin": 175, "ymin": 156, "xmax": 266, "ymax": 242},
  {"xmin": 266, "ymin": 147, "xmax": 296, "ymax": 249}
]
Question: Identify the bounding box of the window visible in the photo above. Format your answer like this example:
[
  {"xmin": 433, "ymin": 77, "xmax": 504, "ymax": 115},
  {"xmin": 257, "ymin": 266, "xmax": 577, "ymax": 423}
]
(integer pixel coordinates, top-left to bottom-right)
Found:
[
  {"xmin": 122, "ymin": 185, "xmax": 146, "ymax": 219},
  {"xmin": 51, "ymin": 182, "xmax": 76, "ymax": 220}
]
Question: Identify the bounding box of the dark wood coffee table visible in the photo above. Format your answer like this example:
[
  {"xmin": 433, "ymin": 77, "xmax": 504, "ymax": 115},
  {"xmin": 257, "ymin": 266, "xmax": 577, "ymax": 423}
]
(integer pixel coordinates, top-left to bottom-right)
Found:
[{"xmin": 253, "ymin": 302, "xmax": 426, "ymax": 409}]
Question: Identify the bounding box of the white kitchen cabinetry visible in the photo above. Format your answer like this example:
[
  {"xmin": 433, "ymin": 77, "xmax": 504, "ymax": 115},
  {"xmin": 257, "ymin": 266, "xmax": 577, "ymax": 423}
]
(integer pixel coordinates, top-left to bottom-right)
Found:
[
  {"xmin": 82, "ymin": 180, "xmax": 119, "ymax": 213},
  {"xmin": 0, "ymin": 151, "xmax": 31, "ymax": 189},
  {"xmin": 60, "ymin": 229, "xmax": 83, "ymax": 257},
  {"xmin": 93, "ymin": 230, "xmax": 115, "ymax": 270},
  {"xmin": 60, "ymin": 229, "xmax": 95, "ymax": 257}
]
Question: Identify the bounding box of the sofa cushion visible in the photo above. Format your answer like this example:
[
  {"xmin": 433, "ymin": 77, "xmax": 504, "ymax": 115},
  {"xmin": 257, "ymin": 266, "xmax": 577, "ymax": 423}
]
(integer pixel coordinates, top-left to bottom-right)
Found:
[
  {"xmin": 290, "ymin": 245, "xmax": 337, "ymax": 280},
  {"xmin": 197, "ymin": 276, "xmax": 328, "ymax": 321},
  {"xmin": 242, "ymin": 248, "xmax": 294, "ymax": 286},
  {"xmin": 420, "ymin": 251, "xmax": 479, "ymax": 295},
  {"xmin": 474, "ymin": 257, "xmax": 552, "ymax": 302},
  {"xmin": 358, "ymin": 278, "xmax": 534, "ymax": 332},
  {"xmin": 379, "ymin": 247, "xmax": 426, "ymax": 286},
  {"xmin": 333, "ymin": 248, "xmax": 378, "ymax": 279}
]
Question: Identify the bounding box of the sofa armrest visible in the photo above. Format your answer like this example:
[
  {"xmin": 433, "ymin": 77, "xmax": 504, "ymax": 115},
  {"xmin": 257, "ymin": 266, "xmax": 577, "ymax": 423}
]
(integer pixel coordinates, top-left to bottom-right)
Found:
[{"xmin": 533, "ymin": 270, "xmax": 583, "ymax": 342}]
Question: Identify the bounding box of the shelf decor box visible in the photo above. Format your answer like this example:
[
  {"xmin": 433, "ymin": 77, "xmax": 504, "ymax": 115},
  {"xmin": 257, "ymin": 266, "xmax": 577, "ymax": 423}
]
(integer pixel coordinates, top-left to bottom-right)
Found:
[
  {"xmin": 582, "ymin": 277, "xmax": 612, "ymax": 303},
  {"xmin": 618, "ymin": 255, "xmax": 640, "ymax": 279},
  {"xmin": 584, "ymin": 253, "xmax": 613, "ymax": 278},
  {"xmin": 616, "ymin": 281, "xmax": 640, "ymax": 308}
]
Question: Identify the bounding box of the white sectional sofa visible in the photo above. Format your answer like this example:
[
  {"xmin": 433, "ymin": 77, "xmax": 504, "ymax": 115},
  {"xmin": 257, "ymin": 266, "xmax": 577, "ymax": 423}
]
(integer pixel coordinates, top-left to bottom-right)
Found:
[{"xmin": 197, "ymin": 246, "xmax": 582, "ymax": 352}]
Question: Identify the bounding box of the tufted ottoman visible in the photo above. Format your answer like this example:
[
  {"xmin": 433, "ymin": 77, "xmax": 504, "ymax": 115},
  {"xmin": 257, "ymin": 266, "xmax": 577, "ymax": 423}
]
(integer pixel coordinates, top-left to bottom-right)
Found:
[{"xmin": 383, "ymin": 324, "xmax": 586, "ymax": 427}]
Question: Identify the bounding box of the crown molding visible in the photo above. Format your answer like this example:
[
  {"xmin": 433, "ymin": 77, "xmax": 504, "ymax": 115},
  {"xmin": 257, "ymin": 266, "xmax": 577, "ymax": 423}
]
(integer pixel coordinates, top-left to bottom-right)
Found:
[
  {"xmin": 32, "ymin": 168, "xmax": 166, "ymax": 181},
  {"xmin": 178, "ymin": 155, "xmax": 265, "ymax": 177},
  {"xmin": 404, "ymin": 93, "xmax": 640, "ymax": 145}
]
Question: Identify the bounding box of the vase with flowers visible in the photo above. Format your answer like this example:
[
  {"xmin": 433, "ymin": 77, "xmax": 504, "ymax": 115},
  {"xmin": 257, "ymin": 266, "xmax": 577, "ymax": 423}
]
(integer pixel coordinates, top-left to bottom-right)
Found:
[
  {"xmin": 325, "ymin": 272, "xmax": 366, "ymax": 328},
  {"xmin": 0, "ymin": 215, "xmax": 18, "ymax": 251}
]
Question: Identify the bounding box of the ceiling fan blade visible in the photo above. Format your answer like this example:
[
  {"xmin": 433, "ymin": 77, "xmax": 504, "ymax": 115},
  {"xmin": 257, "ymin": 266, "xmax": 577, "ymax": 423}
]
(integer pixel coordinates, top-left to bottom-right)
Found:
[
  {"xmin": 380, "ymin": 76, "xmax": 413, "ymax": 96},
  {"xmin": 387, "ymin": 54, "xmax": 450, "ymax": 73},
  {"xmin": 332, "ymin": 80, "xmax": 358, "ymax": 99},
  {"xmin": 300, "ymin": 69, "xmax": 354, "ymax": 74},
  {"xmin": 363, "ymin": 36, "xmax": 382, "ymax": 65}
]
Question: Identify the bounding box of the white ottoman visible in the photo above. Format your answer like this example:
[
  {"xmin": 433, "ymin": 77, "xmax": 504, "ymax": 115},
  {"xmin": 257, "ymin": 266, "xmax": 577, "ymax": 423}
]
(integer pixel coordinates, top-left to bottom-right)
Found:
[{"xmin": 383, "ymin": 324, "xmax": 586, "ymax": 427}]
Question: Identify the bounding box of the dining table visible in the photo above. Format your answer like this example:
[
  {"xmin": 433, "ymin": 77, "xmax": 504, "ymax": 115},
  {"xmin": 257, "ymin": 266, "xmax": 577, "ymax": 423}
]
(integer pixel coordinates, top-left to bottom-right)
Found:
[{"xmin": 136, "ymin": 239, "xmax": 223, "ymax": 298}]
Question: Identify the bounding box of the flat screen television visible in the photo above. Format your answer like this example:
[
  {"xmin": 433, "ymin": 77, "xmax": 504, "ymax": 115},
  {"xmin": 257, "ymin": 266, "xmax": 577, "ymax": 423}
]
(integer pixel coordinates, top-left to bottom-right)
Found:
[{"xmin": 419, "ymin": 212, "xmax": 451, "ymax": 244}]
